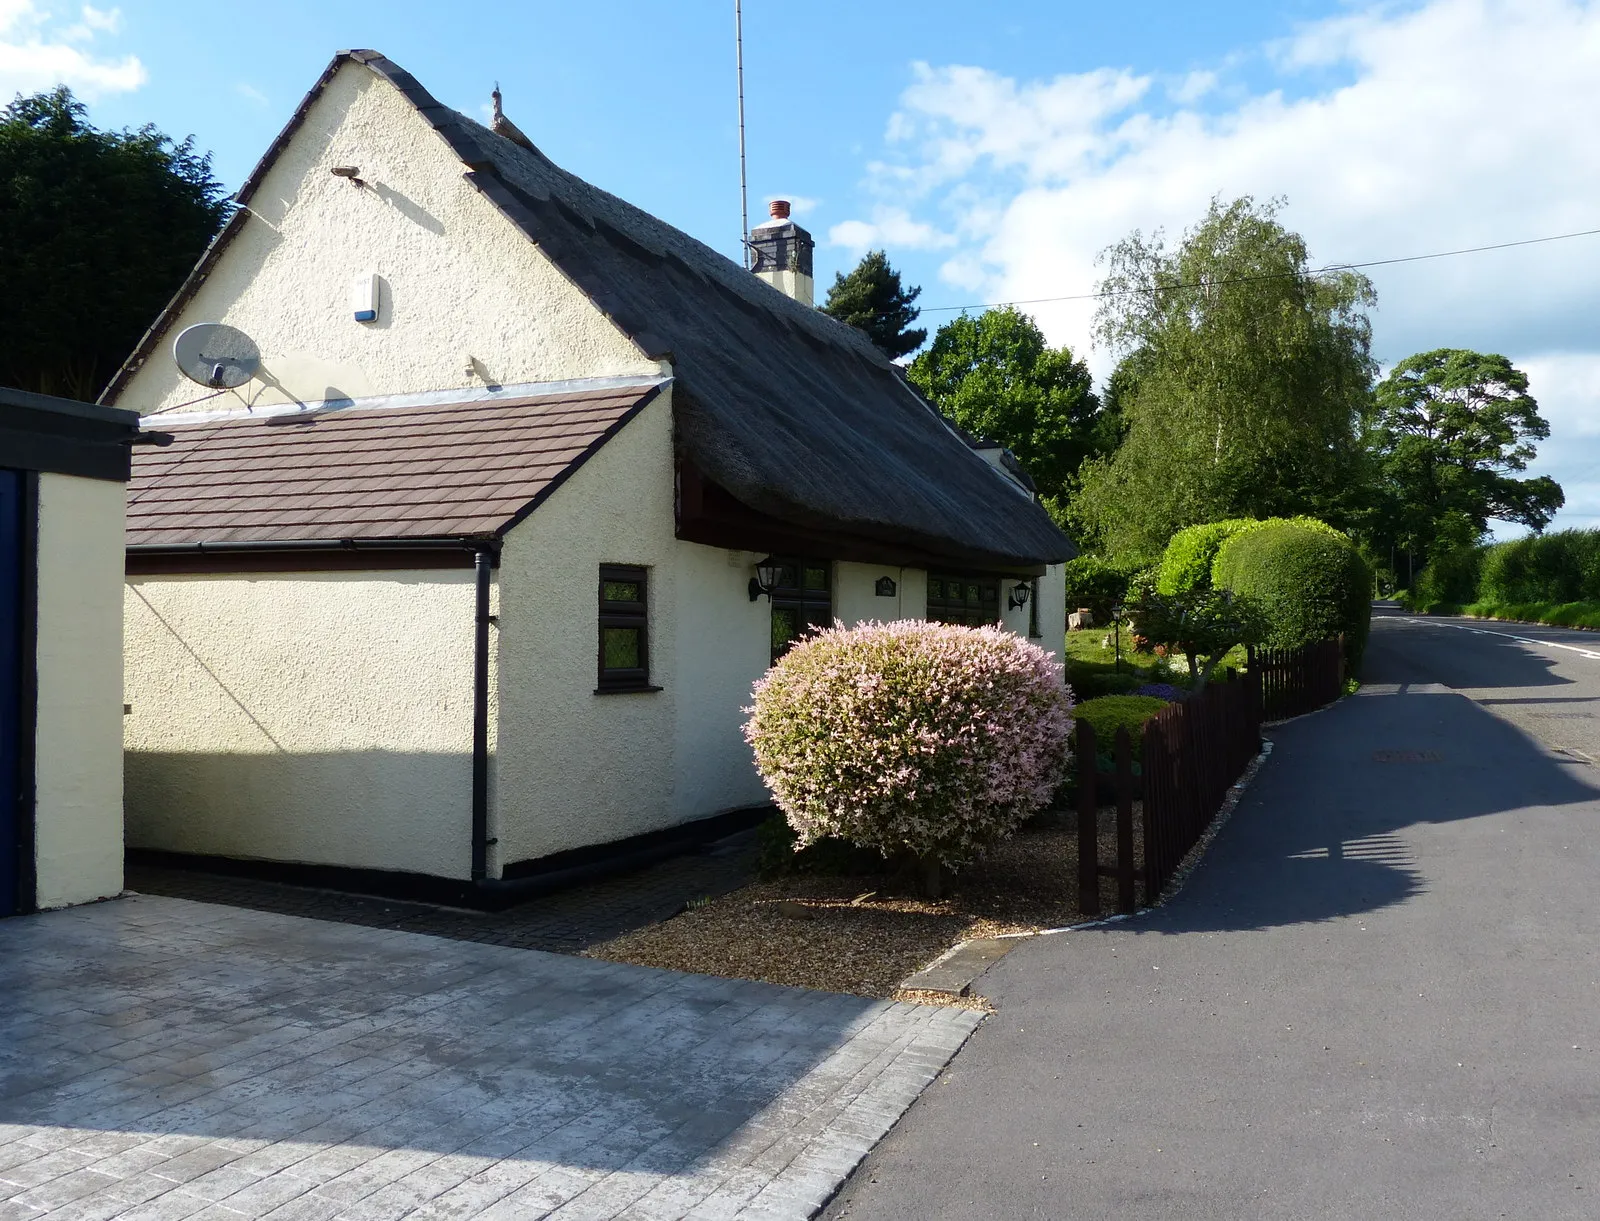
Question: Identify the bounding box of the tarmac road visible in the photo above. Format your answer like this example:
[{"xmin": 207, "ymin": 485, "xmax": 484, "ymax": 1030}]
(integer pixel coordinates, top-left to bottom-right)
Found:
[{"xmin": 825, "ymin": 606, "xmax": 1600, "ymax": 1220}]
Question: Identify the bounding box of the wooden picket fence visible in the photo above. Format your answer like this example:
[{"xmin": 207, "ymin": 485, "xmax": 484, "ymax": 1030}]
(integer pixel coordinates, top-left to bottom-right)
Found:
[
  {"xmin": 1074, "ymin": 637, "xmax": 1346, "ymax": 914},
  {"xmin": 1075, "ymin": 668, "xmax": 1261, "ymax": 916},
  {"xmin": 1250, "ymin": 637, "xmax": 1344, "ymax": 722}
]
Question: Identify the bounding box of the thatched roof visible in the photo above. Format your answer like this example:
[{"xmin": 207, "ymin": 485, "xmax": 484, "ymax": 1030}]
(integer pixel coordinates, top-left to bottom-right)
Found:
[{"xmin": 105, "ymin": 51, "xmax": 1076, "ymax": 570}]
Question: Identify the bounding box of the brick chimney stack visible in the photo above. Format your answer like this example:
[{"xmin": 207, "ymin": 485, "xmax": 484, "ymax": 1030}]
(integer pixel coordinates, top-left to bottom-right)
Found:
[{"xmin": 749, "ymin": 199, "xmax": 815, "ymax": 307}]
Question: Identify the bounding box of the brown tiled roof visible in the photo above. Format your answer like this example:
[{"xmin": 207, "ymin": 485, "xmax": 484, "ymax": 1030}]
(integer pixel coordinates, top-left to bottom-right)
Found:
[{"xmin": 126, "ymin": 383, "xmax": 661, "ymax": 547}]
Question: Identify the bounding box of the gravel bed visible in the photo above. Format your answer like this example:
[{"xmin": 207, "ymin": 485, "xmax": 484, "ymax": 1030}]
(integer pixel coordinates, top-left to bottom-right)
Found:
[{"xmin": 586, "ymin": 810, "xmax": 1145, "ymax": 1006}]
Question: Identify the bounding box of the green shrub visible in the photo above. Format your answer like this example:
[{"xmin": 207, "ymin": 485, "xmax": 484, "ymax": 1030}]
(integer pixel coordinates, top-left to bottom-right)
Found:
[
  {"xmin": 1061, "ymin": 555, "xmax": 1136, "ymax": 622},
  {"xmin": 1157, "ymin": 520, "xmax": 1255, "ymax": 594},
  {"xmin": 1069, "ymin": 695, "xmax": 1166, "ymax": 762},
  {"xmin": 1072, "ymin": 670, "xmax": 1142, "ymax": 698},
  {"xmin": 1411, "ymin": 513, "xmax": 1485, "ymax": 608},
  {"xmin": 1157, "ymin": 516, "xmax": 1350, "ymax": 596},
  {"xmin": 1478, "ymin": 530, "xmax": 1600, "ymax": 605},
  {"xmin": 1214, "ymin": 523, "xmax": 1373, "ymax": 672},
  {"xmin": 1414, "ymin": 549, "xmax": 1483, "ymax": 608}
]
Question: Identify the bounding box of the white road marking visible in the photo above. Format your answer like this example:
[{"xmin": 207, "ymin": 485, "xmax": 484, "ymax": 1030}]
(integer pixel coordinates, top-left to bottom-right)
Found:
[{"xmin": 1401, "ymin": 617, "xmax": 1600, "ymax": 661}]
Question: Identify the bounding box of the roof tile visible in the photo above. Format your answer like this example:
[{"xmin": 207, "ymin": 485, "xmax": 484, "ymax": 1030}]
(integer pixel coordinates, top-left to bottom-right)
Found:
[{"xmin": 127, "ymin": 385, "xmax": 659, "ymax": 547}]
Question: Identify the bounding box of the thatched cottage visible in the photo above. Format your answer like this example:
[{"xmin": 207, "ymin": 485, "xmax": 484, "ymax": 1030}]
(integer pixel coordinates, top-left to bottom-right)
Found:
[{"xmin": 105, "ymin": 50, "xmax": 1075, "ymax": 905}]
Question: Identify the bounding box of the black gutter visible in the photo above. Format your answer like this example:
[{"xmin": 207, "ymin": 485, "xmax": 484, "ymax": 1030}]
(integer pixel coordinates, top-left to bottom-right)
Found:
[{"xmin": 471, "ymin": 547, "xmax": 494, "ymax": 882}]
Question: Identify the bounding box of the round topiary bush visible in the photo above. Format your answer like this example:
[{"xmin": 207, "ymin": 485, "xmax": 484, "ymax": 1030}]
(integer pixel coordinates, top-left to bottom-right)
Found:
[
  {"xmin": 1213, "ymin": 523, "xmax": 1372, "ymax": 671},
  {"xmin": 744, "ymin": 620, "xmax": 1074, "ymax": 879},
  {"xmin": 1156, "ymin": 520, "xmax": 1256, "ymax": 594},
  {"xmin": 1157, "ymin": 517, "xmax": 1350, "ymax": 596}
]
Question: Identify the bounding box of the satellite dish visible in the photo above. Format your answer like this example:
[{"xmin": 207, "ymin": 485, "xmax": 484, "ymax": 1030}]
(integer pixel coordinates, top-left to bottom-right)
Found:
[{"xmin": 173, "ymin": 323, "xmax": 260, "ymax": 389}]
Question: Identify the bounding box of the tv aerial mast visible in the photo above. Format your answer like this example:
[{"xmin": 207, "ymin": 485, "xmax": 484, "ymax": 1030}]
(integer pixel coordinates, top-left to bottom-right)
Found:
[{"xmin": 735, "ymin": 0, "xmax": 749, "ymax": 269}]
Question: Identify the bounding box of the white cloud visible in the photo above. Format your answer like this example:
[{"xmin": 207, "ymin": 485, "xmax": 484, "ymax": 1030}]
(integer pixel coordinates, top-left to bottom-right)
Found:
[
  {"xmin": 829, "ymin": 207, "xmax": 957, "ymax": 254},
  {"xmin": 0, "ymin": 1, "xmax": 142, "ymax": 98},
  {"xmin": 235, "ymin": 82, "xmax": 268, "ymax": 107},
  {"xmin": 840, "ymin": 0, "xmax": 1600, "ymax": 531}
]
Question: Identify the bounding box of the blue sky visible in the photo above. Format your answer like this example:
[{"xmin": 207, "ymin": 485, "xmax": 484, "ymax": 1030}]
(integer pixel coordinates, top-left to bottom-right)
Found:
[{"xmin": 7, "ymin": 0, "xmax": 1600, "ymax": 533}]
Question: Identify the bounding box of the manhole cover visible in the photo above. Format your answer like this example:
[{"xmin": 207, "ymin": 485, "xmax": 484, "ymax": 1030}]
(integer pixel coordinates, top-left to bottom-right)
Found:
[{"xmin": 1372, "ymin": 749, "xmax": 1444, "ymax": 763}]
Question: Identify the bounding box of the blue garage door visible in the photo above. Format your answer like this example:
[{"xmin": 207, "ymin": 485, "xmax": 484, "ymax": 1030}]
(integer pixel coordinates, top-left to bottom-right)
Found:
[{"xmin": 0, "ymin": 468, "xmax": 22, "ymax": 915}]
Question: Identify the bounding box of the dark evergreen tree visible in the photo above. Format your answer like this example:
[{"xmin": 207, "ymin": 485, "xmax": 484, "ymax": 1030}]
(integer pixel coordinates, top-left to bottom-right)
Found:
[
  {"xmin": 0, "ymin": 87, "xmax": 230, "ymax": 399},
  {"xmin": 821, "ymin": 250, "xmax": 927, "ymax": 359}
]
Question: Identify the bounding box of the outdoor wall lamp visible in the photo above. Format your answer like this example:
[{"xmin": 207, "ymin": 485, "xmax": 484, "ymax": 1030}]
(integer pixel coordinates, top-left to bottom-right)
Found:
[
  {"xmin": 748, "ymin": 556, "xmax": 781, "ymax": 602},
  {"xmin": 1007, "ymin": 581, "xmax": 1032, "ymax": 611}
]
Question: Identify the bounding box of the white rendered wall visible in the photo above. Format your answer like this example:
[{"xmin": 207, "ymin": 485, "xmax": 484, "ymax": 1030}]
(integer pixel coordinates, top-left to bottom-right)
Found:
[
  {"xmin": 113, "ymin": 62, "xmax": 656, "ymax": 418},
  {"xmin": 32, "ymin": 474, "xmax": 126, "ymax": 909},
  {"xmin": 1036, "ymin": 562, "xmax": 1067, "ymax": 665},
  {"xmin": 834, "ymin": 562, "xmax": 919, "ymax": 626},
  {"xmin": 493, "ymin": 389, "xmax": 771, "ymax": 866},
  {"xmin": 123, "ymin": 570, "xmax": 481, "ymax": 877}
]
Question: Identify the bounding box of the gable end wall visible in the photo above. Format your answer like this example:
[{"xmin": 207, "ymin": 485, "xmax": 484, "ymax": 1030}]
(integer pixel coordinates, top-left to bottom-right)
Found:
[{"xmin": 113, "ymin": 62, "xmax": 656, "ymax": 417}]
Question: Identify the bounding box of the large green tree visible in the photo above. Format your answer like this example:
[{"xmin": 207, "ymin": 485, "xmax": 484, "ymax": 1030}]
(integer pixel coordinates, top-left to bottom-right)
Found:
[
  {"xmin": 1368, "ymin": 348, "xmax": 1563, "ymax": 568},
  {"xmin": 1070, "ymin": 196, "xmax": 1377, "ymax": 560},
  {"xmin": 907, "ymin": 306, "xmax": 1111, "ymax": 511},
  {"xmin": 821, "ymin": 250, "xmax": 927, "ymax": 359},
  {"xmin": 0, "ymin": 87, "xmax": 230, "ymax": 399}
]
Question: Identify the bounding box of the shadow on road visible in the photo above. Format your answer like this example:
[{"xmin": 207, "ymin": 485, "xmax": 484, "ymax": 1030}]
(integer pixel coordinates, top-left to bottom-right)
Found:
[{"xmin": 1130, "ymin": 616, "xmax": 1600, "ymax": 934}]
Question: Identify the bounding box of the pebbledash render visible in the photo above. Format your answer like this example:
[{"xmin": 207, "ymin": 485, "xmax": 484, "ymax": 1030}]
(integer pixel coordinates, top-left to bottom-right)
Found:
[{"xmin": 105, "ymin": 50, "xmax": 1076, "ymax": 906}]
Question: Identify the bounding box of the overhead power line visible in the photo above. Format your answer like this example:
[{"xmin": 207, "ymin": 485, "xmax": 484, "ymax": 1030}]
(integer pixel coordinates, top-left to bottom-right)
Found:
[{"xmin": 917, "ymin": 224, "xmax": 1600, "ymax": 315}]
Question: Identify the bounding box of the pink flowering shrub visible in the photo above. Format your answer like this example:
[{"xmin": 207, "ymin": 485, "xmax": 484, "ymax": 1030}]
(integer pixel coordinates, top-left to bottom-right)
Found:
[{"xmin": 743, "ymin": 620, "xmax": 1075, "ymax": 872}]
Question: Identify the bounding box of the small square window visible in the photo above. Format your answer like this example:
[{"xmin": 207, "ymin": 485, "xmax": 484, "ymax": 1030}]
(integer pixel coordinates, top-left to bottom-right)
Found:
[{"xmin": 597, "ymin": 564, "xmax": 656, "ymax": 693}]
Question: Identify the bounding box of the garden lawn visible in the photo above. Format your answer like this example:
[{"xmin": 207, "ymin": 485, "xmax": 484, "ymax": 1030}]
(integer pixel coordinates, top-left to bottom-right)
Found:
[
  {"xmin": 1463, "ymin": 600, "xmax": 1600, "ymax": 630},
  {"xmin": 1061, "ymin": 627, "xmax": 1246, "ymax": 698},
  {"xmin": 585, "ymin": 813, "xmax": 1145, "ymax": 1009}
]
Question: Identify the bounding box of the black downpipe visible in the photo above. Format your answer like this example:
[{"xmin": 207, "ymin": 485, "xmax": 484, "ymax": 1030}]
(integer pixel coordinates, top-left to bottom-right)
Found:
[{"xmin": 471, "ymin": 548, "xmax": 493, "ymax": 882}]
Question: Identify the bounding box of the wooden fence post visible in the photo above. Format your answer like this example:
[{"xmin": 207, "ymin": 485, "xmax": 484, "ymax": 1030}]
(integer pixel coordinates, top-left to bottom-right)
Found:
[
  {"xmin": 1076, "ymin": 720, "xmax": 1100, "ymax": 917},
  {"xmin": 1114, "ymin": 725, "xmax": 1135, "ymax": 914}
]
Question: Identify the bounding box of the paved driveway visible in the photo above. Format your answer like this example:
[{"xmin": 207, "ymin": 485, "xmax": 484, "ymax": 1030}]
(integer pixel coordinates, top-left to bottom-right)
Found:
[
  {"xmin": 826, "ymin": 610, "xmax": 1600, "ymax": 1219},
  {"xmin": 0, "ymin": 896, "xmax": 979, "ymax": 1221}
]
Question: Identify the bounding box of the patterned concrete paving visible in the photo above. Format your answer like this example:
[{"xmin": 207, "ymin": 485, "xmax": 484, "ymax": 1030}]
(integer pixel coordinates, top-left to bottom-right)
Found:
[{"xmin": 0, "ymin": 896, "xmax": 980, "ymax": 1221}]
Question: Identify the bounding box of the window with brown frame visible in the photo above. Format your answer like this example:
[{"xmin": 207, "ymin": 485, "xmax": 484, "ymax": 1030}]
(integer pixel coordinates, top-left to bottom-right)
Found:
[
  {"xmin": 769, "ymin": 558, "xmax": 832, "ymax": 663},
  {"xmin": 927, "ymin": 574, "xmax": 1000, "ymax": 627},
  {"xmin": 597, "ymin": 564, "xmax": 656, "ymax": 693}
]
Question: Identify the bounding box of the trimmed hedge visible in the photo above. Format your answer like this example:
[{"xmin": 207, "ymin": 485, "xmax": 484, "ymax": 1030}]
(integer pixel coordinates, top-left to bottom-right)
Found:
[
  {"xmin": 1214, "ymin": 523, "xmax": 1372, "ymax": 671},
  {"xmin": 1478, "ymin": 530, "xmax": 1600, "ymax": 605},
  {"xmin": 1157, "ymin": 516, "xmax": 1350, "ymax": 595},
  {"xmin": 1069, "ymin": 695, "xmax": 1166, "ymax": 763},
  {"xmin": 1157, "ymin": 520, "xmax": 1255, "ymax": 594}
]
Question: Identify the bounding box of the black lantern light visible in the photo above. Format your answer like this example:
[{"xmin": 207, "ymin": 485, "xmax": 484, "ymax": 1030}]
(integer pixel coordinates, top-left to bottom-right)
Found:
[
  {"xmin": 1007, "ymin": 581, "xmax": 1032, "ymax": 611},
  {"xmin": 749, "ymin": 556, "xmax": 781, "ymax": 602}
]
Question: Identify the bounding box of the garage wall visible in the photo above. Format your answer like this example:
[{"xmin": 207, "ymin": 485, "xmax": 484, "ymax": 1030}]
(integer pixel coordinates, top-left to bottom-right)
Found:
[
  {"xmin": 33, "ymin": 473, "xmax": 126, "ymax": 909},
  {"xmin": 123, "ymin": 569, "xmax": 480, "ymax": 878}
]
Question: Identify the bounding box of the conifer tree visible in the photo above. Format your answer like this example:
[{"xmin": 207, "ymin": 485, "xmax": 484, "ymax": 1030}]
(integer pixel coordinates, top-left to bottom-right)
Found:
[
  {"xmin": 0, "ymin": 88, "xmax": 229, "ymax": 399},
  {"xmin": 821, "ymin": 250, "xmax": 927, "ymax": 359}
]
